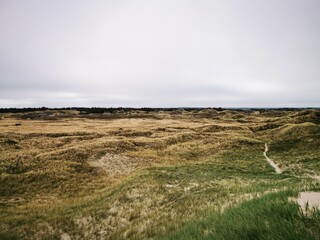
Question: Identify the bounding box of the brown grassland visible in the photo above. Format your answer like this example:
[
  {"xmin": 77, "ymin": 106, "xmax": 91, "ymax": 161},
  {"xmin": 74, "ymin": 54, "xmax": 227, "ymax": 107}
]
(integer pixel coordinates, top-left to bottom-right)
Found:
[{"xmin": 0, "ymin": 108, "xmax": 319, "ymax": 239}]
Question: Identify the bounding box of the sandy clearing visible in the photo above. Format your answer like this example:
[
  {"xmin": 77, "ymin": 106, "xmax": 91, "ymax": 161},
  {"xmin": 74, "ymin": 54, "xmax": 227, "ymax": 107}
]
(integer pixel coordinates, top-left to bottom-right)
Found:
[
  {"xmin": 297, "ymin": 192, "xmax": 320, "ymax": 210},
  {"xmin": 89, "ymin": 153, "xmax": 151, "ymax": 176}
]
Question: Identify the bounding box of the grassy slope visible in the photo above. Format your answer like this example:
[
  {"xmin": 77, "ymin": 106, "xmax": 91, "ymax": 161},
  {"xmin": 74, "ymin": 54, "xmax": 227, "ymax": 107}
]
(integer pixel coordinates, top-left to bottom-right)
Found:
[
  {"xmin": 160, "ymin": 190, "xmax": 320, "ymax": 240},
  {"xmin": 0, "ymin": 109, "xmax": 319, "ymax": 239}
]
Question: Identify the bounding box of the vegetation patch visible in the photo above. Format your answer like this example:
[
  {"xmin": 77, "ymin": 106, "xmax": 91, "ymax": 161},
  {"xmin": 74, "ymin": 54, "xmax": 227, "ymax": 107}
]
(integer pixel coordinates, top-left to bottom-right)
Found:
[{"xmin": 0, "ymin": 109, "xmax": 319, "ymax": 239}]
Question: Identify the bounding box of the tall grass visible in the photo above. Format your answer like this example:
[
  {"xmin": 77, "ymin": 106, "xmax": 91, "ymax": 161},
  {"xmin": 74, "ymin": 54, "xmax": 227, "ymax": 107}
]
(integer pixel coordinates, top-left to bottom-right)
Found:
[{"xmin": 161, "ymin": 191, "xmax": 320, "ymax": 240}]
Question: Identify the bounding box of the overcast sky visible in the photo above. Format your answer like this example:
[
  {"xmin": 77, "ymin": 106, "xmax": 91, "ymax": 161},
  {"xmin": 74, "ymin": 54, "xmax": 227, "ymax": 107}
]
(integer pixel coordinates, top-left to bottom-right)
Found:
[{"xmin": 0, "ymin": 0, "xmax": 319, "ymax": 108}]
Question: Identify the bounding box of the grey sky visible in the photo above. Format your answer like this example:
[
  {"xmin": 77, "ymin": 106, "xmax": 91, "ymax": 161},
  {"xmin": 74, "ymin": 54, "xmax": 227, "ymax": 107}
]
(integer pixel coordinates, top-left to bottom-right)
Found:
[{"xmin": 0, "ymin": 0, "xmax": 319, "ymax": 108}]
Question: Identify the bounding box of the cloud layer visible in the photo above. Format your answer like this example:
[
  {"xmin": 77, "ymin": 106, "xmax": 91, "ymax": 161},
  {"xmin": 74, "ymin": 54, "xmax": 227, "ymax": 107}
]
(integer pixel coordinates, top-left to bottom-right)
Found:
[{"xmin": 0, "ymin": 0, "xmax": 319, "ymax": 107}]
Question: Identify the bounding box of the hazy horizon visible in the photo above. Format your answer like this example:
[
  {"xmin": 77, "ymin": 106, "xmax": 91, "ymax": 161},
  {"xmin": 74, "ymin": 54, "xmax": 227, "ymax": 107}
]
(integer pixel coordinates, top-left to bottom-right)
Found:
[{"xmin": 1, "ymin": 0, "xmax": 320, "ymax": 108}]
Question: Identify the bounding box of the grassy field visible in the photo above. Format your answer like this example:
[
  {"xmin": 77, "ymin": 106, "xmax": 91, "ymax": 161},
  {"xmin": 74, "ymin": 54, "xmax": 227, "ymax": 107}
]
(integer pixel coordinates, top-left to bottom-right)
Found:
[{"xmin": 0, "ymin": 109, "xmax": 319, "ymax": 239}]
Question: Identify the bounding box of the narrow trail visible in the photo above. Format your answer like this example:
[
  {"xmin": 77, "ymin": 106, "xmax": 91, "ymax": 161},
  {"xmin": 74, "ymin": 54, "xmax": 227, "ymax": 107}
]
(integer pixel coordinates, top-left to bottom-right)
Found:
[
  {"xmin": 263, "ymin": 143, "xmax": 320, "ymax": 180},
  {"xmin": 263, "ymin": 143, "xmax": 282, "ymax": 174}
]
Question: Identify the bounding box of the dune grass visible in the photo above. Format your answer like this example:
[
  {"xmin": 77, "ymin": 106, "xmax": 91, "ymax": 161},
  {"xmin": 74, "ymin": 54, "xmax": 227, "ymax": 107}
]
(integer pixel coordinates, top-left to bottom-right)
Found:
[
  {"xmin": 160, "ymin": 190, "xmax": 320, "ymax": 240},
  {"xmin": 0, "ymin": 109, "xmax": 319, "ymax": 239}
]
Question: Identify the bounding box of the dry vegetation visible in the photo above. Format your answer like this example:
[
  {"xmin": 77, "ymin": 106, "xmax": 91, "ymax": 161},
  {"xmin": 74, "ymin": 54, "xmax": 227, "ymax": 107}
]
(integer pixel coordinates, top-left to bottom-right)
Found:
[{"xmin": 0, "ymin": 108, "xmax": 319, "ymax": 239}]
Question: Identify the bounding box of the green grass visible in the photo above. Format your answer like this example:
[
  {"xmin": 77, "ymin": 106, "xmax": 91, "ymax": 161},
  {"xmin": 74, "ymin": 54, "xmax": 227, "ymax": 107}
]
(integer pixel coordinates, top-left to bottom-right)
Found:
[{"xmin": 160, "ymin": 190, "xmax": 320, "ymax": 240}]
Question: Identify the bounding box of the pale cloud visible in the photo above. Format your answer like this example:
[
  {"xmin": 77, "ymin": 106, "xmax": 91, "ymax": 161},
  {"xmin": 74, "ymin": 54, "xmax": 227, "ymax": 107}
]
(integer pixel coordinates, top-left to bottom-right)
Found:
[{"xmin": 0, "ymin": 0, "xmax": 319, "ymax": 107}]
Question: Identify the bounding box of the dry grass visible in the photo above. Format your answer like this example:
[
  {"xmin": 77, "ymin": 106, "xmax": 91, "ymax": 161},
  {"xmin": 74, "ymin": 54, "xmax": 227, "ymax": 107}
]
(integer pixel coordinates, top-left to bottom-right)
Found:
[{"xmin": 0, "ymin": 109, "xmax": 319, "ymax": 239}]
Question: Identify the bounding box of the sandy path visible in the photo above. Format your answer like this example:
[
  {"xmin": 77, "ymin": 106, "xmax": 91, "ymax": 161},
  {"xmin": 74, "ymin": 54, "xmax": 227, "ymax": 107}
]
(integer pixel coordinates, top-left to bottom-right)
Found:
[
  {"xmin": 263, "ymin": 143, "xmax": 320, "ymax": 180},
  {"xmin": 263, "ymin": 143, "xmax": 282, "ymax": 174}
]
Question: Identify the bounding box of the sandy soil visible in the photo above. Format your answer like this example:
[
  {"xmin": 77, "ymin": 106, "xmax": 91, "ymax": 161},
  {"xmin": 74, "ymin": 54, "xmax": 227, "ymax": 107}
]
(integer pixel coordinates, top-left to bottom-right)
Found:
[
  {"xmin": 263, "ymin": 143, "xmax": 282, "ymax": 174},
  {"xmin": 296, "ymin": 192, "xmax": 320, "ymax": 210}
]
